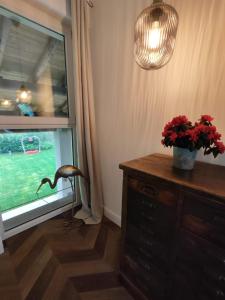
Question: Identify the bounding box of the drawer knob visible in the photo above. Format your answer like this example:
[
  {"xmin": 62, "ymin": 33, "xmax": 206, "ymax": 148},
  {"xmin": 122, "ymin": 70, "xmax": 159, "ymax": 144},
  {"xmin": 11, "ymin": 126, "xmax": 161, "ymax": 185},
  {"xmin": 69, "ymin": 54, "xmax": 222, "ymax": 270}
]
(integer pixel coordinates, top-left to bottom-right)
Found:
[
  {"xmin": 146, "ymin": 241, "xmax": 153, "ymax": 247},
  {"xmin": 213, "ymin": 216, "xmax": 225, "ymax": 226},
  {"xmin": 216, "ymin": 290, "xmax": 224, "ymax": 297},
  {"xmin": 141, "ymin": 263, "xmax": 151, "ymax": 271},
  {"xmin": 139, "ymin": 224, "xmax": 155, "ymax": 236},
  {"xmin": 141, "ymin": 200, "xmax": 157, "ymax": 209},
  {"xmin": 141, "ymin": 185, "xmax": 158, "ymax": 197},
  {"xmin": 141, "ymin": 212, "xmax": 155, "ymax": 223},
  {"xmin": 140, "ymin": 237, "xmax": 154, "ymax": 248},
  {"xmin": 139, "ymin": 247, "xmax": 153, "ymax": 259},
  {"xmin": 219, "ymin": 275, "xmax": 225, "ymax": 282},
  {"xmin": 138, "ymin": 258, "xmax": 151, "ymax": 271}
]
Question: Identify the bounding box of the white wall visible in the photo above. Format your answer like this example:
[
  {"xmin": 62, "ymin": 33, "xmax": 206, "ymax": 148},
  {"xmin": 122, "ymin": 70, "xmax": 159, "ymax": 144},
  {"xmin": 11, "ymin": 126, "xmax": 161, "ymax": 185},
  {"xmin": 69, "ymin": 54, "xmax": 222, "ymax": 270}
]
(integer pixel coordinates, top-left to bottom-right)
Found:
[{"xmin": 90, "ymin": 0, "xmax": 225, "ymax": 225}]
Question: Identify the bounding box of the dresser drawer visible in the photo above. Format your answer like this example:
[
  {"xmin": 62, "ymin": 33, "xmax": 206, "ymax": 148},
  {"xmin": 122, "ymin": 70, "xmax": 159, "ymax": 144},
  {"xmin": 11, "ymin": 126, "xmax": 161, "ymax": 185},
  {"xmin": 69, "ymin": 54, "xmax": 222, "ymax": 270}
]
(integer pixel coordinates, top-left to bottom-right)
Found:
[
  {"xmin": 174, "ymin": 265, "xmax": 225, "ymax": 300},
  {"xmin": 178, "ymin": 231, "xmax": 225, "ymax": 276},
  {"xmin": 175, "ymin": 231, "xmax": 225, "ymax": 299},
  {"xmin": 173, "ymin": 268, "xmax": 212, "ymax": 300},
  {"xmin": 172, "ymin": 268, "xmax": 200, "ymax": 300},
  {"xmin": 182, "ymin": 191, "xmax": 225, "ymax": 247},
  {"xmin": 128, "ymin": 176, "xmax": 177, "ymax": 207},
  {"xmin": 125, "ymin": 223, "xmax": 171, "ymax": 271},
  {"xmin": 121, "ymin": 254, "xmax": 168, "ymax": 300},
  {"xmin": 127, "ymin": 190, "xmax": 176, "ymax": 244}
]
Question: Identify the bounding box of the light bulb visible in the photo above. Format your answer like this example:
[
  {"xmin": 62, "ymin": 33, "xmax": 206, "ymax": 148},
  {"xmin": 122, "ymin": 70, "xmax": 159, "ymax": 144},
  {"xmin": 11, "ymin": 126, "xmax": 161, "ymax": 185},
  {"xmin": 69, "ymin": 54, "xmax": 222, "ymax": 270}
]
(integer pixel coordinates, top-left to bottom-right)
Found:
[
  {"xmin": 146, "ymin": 21, "xmax": 161, "ymax": 49},
  {"xmin": 16, "ymin": 85, "xmax": 32, "ymax": 104},
  {"xmin": 2, "ymin": 100, "xmax": 10, "ymax": 106},
  {"xmin": 20, "ymin": 91, "xmax": 28, "ymax": 100}
]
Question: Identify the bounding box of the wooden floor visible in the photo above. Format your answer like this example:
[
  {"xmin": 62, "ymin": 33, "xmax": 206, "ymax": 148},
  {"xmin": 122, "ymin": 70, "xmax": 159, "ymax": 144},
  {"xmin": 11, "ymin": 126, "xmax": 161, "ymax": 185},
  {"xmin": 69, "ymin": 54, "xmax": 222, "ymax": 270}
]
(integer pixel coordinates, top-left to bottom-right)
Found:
[{"xmin": 0, "ymin": 213, "xmax": 134, "ymax": 300}]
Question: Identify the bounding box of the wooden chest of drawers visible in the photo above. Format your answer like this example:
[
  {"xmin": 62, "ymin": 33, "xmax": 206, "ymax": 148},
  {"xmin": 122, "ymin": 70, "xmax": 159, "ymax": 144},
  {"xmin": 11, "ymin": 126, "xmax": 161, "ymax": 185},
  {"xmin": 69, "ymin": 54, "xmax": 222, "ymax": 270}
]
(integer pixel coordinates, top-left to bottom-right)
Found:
[{"xmin": 119, "ymin": 154, "xmax": 225, "ymax": 300}]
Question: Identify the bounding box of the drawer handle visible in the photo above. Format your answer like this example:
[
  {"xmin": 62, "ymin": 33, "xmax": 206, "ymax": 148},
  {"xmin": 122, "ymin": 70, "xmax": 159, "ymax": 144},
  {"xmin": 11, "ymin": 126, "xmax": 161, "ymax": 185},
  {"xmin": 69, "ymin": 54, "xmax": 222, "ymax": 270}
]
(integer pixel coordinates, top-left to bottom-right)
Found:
[
  {"xmin": 219, "ymin": 275, "xmax": 225, "ymax": 282},
  {"xmin": 214, "ymin": 215, "xmax": 225, "ymax": 222},
  {"xmin": 139, "ymin": 258, "xmax": 151, "ymax": 271},
  {"xmin": 141, "ymin": 212, "xmax": 155, "ymax": 223},
  {"xmin": 141, "ymin": 185, "xmax": 158, "ymax": 197},
  {"xmin": 146, "ymin": 240, "xmax": 153, "ymax": 247},
  {"xmin": 139, "ymin": 224, "xmax": 155, "ymax": 236},
  {"xmin": 139, "ymin": 247, "xmax": 153, "ymax": 259},
  {"xmin": 136, "ymin": 279, "xmax": 149, "ymax": 292},
  {"xmin": 205, "ymin": 249, "xmax": 225, "ymax": 265},
  {"xmin": 141, "ymin": 200, "xmax": 157, "ymax": 209},
  {"xmin": 140, "ymin": 237, "xmax": 154, "ymax": 248},
  {"xmin": 216, "ymin": 290, "xmax": 224, "ymax": 297}
]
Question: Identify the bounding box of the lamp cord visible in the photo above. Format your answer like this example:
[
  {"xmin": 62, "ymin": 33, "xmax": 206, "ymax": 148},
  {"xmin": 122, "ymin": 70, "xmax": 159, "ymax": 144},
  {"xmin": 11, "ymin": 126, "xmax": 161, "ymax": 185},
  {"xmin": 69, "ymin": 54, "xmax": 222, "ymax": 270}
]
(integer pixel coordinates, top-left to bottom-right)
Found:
[{"xmin": 153, "ymin": 0, "xmax": 163, "ymax": 3}]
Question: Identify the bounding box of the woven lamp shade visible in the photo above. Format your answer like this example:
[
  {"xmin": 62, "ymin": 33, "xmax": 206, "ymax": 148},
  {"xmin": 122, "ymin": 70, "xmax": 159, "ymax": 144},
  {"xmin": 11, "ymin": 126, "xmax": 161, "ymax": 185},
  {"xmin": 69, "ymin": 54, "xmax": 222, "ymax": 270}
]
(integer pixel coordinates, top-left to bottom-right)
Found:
[{"xmin": 134, "ymin": 0, "xmax": 179, "ymax": 70}]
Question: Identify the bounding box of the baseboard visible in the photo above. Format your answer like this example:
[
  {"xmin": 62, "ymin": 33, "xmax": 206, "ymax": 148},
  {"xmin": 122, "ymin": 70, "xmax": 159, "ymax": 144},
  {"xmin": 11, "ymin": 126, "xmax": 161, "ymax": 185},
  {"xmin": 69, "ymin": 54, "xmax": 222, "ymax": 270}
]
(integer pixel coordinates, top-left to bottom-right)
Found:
[{"xmin": 104, "ymin": 206, "xmax": 121, "ymax": 227}]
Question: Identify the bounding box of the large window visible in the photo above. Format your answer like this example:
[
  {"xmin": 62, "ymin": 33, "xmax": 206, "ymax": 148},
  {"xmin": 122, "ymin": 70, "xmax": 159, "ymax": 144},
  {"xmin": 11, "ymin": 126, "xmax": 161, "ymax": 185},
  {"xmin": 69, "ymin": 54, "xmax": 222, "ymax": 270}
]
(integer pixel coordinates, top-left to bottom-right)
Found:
[{"xmin": 0, "ymin": 7, "xmax": 75, "ymax": 231}]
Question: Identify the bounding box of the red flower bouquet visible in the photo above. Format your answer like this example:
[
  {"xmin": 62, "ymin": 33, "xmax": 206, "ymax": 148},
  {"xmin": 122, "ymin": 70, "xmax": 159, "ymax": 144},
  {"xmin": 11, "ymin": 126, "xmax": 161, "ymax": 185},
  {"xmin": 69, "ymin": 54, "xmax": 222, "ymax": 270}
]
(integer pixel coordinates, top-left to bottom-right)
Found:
[{"xmin": 162, "ymin": 115, "xmax": 225, "ymax": 158}]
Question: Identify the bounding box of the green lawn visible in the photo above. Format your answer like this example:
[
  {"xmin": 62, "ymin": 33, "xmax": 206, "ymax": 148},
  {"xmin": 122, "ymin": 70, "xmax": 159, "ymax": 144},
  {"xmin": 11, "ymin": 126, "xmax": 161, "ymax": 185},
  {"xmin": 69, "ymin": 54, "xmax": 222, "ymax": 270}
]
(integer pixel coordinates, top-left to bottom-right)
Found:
[{"xmin": 0, "ymin": 149, "xmax": 57, "ymax": 212}]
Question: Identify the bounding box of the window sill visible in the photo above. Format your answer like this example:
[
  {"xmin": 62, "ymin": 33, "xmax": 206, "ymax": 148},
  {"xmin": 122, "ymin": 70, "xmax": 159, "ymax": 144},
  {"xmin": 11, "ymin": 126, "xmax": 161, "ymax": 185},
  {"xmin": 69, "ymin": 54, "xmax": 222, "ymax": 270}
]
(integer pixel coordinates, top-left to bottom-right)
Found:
[{"xmin": 2, "ymin": 192, "xmax": 77, "ymax": 233}]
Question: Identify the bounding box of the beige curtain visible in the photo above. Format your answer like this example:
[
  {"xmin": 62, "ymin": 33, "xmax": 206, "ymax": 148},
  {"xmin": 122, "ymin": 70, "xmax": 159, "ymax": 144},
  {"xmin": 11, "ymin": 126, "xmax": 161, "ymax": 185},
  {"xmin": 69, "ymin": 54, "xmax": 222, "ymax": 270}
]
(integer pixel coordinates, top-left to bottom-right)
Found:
[{"xmin": 71, "ymin": 0, "xmax": 103, "ymax": 224}]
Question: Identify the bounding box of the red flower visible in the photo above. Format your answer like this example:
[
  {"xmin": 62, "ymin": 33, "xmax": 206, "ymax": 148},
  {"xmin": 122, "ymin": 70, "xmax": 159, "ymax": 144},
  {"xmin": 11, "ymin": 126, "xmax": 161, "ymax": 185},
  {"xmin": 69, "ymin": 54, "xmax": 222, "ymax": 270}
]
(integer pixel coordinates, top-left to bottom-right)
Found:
[
  {"xmin": 186, "ymin": 129, "xmax": 198, "ymax": 142},
  {"xmin": 213, "ymin": 132, "xmax": 222, "ymax": 141},
  {"xmin": 178, "ymin": 132, "xmax": 186, "ymax": 138},
  {"xmin": 201, "ymin": 115, "xmax": 214, "ymax": 123},
  {"xmin": 215, "ymin": 141, "xmax": 225, "ymax": 154},
  {"xmin": 171, "ymin": 115, "xmax": 189, "ymax": 126},
  {"xmin": 194, "ymin": 124, "xmax": 216, "ymax": 136},
  {"xmin": 161, "ymin": 114, "xmax": 224, "ymax": 157},
  {"xmin": 170, "ymin": 132, "xmax": 178, "ymax": 142},
  {"xmin": 162, "ymin": 122, "xmax": 173, "ymax": 137},
  {"xmin": 208, "ymin": 131, "xmax": 221, "ymax": 141}
]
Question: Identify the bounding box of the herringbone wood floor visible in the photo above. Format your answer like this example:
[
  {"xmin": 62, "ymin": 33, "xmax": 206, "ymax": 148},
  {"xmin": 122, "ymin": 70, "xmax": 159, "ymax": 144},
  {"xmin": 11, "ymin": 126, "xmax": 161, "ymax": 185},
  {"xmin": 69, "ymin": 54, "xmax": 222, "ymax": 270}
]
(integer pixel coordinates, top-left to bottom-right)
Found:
[{"xmin": 0, "ymin": 213, "xmax": 134, "ymax": 300}]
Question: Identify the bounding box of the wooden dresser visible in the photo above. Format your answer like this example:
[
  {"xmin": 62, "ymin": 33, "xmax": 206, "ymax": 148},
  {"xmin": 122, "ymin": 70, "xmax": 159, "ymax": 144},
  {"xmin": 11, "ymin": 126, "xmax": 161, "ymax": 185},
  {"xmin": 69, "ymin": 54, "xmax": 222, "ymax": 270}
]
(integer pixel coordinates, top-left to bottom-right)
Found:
[{"xmin": 119, "ymin": 153, "xmax": 225, "ymax": 300}]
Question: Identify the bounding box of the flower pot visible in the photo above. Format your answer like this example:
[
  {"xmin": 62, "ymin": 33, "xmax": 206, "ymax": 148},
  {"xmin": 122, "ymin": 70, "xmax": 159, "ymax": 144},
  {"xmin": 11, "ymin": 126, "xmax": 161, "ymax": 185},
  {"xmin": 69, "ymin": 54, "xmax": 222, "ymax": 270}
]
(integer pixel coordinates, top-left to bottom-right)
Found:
[{"xmin": 173, "ymin": 147, "xmax": 197, "ymax": 170}]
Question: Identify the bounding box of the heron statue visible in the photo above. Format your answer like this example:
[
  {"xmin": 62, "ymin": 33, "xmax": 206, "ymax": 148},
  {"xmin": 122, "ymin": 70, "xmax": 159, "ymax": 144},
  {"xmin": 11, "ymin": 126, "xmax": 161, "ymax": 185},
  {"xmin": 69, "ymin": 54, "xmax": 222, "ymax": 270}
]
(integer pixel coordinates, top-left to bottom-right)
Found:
[{"xmin": 36, "ymin": 165, "xmax": 86, "ymax": 218}]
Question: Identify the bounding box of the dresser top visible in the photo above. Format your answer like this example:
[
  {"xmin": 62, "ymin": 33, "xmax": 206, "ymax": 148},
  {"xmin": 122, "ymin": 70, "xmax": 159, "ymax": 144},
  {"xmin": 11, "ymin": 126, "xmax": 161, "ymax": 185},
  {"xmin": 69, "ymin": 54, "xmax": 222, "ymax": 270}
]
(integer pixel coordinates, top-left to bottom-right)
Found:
[{"xmin": 119, "ymin": 153, "xmax": 225, "ymax": 200}]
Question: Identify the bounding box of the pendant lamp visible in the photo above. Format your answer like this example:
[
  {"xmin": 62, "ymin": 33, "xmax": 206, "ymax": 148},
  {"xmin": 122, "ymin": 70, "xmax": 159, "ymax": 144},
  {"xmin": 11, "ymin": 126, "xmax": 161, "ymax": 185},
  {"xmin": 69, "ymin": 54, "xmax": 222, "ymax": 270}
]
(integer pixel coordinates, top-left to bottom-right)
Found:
[
  {"xmin": 16, "ymin": 84, "xmax": 32, "ymax": 104},
  {"xmin": 134, "ymin": 0, "xmax": 179, "ymax": 70}
]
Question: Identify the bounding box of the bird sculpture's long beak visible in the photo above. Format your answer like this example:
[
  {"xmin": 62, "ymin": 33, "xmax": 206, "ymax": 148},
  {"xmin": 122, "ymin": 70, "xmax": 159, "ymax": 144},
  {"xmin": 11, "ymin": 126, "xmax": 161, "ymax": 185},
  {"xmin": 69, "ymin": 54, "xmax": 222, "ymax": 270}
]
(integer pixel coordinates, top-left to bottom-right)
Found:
[{"xmin": 36, "ymin": 183, "xmax": 43, "ymax": 194}]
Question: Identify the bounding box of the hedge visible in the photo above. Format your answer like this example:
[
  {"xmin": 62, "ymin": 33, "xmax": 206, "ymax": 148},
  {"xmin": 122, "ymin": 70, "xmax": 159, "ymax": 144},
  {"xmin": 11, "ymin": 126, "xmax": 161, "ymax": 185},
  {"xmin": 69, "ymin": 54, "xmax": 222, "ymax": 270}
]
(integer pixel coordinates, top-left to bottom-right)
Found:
[{"xmin": 0, "ymin": 131, "xmax": 54, "ymax": 154}]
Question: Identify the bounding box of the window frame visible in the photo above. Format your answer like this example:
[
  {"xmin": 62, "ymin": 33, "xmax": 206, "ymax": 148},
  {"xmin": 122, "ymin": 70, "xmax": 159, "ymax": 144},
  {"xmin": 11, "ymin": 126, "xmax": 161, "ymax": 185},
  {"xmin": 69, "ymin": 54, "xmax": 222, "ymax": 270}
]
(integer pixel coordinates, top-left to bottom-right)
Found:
[{"xmin": 0, "ymin": 7, "xmax": 78, "ymax": 243}]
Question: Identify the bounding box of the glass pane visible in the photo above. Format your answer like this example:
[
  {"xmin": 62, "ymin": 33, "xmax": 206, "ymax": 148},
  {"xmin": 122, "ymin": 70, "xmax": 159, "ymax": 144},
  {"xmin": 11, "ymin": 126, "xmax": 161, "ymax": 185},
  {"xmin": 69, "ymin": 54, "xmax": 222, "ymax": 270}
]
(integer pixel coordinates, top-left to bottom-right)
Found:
[
  {"xmin": 0, "ymin": 7, "xmax": 68, "ymax": 118},
  {"xmin": 0, "ymin": 128, "xmax": 74, "ymax": 213}
]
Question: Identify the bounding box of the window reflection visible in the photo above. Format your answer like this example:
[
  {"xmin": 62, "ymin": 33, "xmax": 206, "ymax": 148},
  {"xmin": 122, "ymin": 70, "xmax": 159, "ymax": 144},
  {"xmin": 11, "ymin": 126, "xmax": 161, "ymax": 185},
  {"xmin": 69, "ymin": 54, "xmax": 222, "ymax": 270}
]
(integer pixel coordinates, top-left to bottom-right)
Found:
[{"xmin": 0, "ymin": 8, "xmax": 68, "ymax": 117}]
